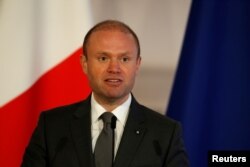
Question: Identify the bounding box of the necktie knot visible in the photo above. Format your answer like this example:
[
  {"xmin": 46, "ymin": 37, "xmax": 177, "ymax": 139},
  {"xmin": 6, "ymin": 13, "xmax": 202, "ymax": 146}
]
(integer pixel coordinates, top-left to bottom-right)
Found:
[{"xmin": 100, "ymin": 112, "xmax": 114, "ymax": 124}]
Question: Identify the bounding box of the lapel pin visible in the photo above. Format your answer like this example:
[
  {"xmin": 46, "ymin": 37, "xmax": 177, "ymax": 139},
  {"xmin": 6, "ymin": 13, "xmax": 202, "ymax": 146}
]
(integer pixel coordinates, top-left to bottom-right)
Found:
[{"xmin": 135, "ymin": 130, "xmax": 140, "ymax": 135}]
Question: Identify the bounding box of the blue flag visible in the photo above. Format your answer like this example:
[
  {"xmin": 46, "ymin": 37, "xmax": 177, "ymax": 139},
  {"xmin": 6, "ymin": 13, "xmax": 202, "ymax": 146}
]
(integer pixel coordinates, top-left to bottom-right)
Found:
[{"xmin": 167, "ymin": 0, "xmax": 250, "ymax": 166}]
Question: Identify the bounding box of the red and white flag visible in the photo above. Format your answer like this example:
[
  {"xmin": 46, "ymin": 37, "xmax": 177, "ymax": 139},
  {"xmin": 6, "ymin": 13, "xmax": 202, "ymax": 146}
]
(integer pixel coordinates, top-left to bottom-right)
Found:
[{"xmin": 0, "ymin": 1, "xmax": 92, "ymax": 166}]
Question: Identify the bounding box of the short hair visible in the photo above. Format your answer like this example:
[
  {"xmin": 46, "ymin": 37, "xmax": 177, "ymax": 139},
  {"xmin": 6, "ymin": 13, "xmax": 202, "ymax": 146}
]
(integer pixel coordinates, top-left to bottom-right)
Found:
[{"xmin": 83, "ymin": 20, "xmax": 140, "ymax": 58}]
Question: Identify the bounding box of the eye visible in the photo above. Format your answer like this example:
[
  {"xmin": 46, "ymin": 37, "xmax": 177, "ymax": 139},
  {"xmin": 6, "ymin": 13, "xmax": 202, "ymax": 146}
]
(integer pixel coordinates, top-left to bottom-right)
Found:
[
  {"xmin": 120, "ymin": 57, "xmax": 130, "ymax": 62},
  {"xmin": 98, "ymin": 56, "xmax": 108, "ymax": 62}
]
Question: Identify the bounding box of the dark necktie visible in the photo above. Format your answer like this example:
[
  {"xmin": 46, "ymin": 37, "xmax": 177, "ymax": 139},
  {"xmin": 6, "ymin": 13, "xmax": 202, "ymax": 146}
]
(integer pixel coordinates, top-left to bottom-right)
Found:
[{"xmin": 94, "ymin": 112, "xmax": 116, "ymax": 167}]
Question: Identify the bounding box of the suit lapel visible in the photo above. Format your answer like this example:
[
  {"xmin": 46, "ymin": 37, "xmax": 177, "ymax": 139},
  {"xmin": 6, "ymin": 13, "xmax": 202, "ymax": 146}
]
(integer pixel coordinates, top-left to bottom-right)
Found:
[
  {"xmin": 70, "ymin": 97, "xmax": 95, "ymax": 167},
  {"xmin": 114, "ymin": 98, "xmax": 147, "ymax": 167}
]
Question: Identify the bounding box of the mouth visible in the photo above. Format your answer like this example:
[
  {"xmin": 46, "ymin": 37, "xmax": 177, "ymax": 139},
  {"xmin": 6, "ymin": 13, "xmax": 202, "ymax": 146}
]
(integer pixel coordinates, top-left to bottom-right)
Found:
[{"xmin": 104, "ymin": 78, "xmax": 123, "ymax": 86}]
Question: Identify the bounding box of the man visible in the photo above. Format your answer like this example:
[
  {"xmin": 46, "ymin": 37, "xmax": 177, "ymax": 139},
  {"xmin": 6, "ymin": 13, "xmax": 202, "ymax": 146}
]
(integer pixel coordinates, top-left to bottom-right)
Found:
[{"xmin": 22, "ymin": 20, "xmax": 189, "ymax": 167}]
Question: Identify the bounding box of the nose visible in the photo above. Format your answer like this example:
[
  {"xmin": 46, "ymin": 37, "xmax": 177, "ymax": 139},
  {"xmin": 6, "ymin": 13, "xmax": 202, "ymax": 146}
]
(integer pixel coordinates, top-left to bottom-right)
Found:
[{"xmin": 107, "ymin": 59, "xmax": 121, "ymax": 73}]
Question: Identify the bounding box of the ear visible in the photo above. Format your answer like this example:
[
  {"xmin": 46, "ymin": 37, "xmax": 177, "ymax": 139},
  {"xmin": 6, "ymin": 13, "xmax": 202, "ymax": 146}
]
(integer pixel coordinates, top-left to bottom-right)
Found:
[
  {"xmin": 80, "ymin": 55, "xmax": 88, "ymax": 74},
  {"xmin": 135, "ymin": 56, "xmax": 141, "ymax": 74}
]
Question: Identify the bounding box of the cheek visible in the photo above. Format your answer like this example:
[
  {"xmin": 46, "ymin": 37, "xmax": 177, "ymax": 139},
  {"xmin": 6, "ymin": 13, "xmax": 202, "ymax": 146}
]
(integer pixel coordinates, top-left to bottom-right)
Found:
[
  {"xmin": 124, "ymin": 67, "xmax": 138, "ymax": 80},
  {"xmin": 88, "ymin": 65, "xmax": 105, "ymax": 80}
]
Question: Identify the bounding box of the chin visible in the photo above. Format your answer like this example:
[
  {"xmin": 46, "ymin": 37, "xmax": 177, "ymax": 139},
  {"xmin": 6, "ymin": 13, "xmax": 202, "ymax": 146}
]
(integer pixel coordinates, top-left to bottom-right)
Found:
[{"xmin": 105, "ymin": 92, "xmax": 127, "ymax": 100}]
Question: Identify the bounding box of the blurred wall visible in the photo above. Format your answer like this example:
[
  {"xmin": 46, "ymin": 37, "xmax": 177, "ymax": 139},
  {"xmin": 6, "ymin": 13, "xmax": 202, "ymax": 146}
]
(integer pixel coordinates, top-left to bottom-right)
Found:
[{"xmin": 89, "ymin": 0, "xmax": 191, "ymax": 114}]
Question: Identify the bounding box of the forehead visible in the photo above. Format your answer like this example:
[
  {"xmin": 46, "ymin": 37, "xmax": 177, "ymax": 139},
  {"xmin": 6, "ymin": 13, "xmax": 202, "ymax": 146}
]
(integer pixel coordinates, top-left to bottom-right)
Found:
[
  {"xmin": 88, "ymin": 30, "xmax": 137, "ymax": 47},
  {"xmin": 89, "ymin": 30, "xmax": 135, "ymax": 42}
]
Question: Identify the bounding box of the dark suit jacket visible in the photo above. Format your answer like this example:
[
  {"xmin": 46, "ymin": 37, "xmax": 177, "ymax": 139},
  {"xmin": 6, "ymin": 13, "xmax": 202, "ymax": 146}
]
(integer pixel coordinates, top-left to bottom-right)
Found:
[{"xmin": 22, "ymin": 95, "xmax": 189, "ymax": 167}]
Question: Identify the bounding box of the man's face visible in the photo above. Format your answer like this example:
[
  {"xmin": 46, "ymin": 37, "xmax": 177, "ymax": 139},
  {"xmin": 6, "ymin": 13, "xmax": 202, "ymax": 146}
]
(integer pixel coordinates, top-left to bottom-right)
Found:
[{"xmin": 81, "ymin": 30, "xmax": 141, "ymax": 102}]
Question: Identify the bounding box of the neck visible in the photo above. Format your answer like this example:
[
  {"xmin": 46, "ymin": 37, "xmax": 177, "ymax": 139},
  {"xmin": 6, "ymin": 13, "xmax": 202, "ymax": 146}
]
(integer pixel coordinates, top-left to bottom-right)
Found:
[{"xmin": 93, "ymin": 93, "xmax": 129, "ymax": 112}]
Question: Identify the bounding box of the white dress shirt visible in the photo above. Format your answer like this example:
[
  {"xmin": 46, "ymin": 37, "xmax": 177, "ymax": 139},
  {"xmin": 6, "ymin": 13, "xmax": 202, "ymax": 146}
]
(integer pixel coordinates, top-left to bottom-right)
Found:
[{"xmin": 91, "ymin": 93, "xmax": 131, "ymax": 157}]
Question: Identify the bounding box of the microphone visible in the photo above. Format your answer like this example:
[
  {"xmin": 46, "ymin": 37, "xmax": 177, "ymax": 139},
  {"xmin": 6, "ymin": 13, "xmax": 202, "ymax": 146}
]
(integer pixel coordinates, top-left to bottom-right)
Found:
[
  {"xmin": 51, "ymin": 137, "xmax": 68, "ymax": 166},
  {"xmin": 111, "ymin": 115, "xmax": 117, "ymax": 167},
  {"xmin": 153, "ymin": 140, "xmax": 162, "ymax": 156},
  {"xmin": 111, "ymin": 116, "xmax": 117, "ymax": 129}
]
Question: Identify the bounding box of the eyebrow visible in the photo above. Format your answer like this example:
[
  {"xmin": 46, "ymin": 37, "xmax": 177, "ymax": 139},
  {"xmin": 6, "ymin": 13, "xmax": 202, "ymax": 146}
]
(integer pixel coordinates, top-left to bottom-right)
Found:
[{"xmin": 95, "ymin": 51, "xmax": 132, "ymax": 56}]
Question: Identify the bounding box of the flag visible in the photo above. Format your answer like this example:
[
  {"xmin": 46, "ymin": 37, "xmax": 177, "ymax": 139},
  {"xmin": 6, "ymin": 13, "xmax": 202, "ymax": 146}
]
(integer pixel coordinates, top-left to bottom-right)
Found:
[
  {"xmin": 0, "ymin": 1, "xmax": 92, "ymax": 166},
  {"xmin": 167, "ymin": 0, "xmax": 250, "ymax": 167}
]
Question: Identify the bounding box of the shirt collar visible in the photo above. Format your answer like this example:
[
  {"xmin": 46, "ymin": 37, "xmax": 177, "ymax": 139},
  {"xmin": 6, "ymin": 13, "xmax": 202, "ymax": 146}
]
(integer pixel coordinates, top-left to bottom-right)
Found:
[{"xmin": 91, "ymin": 93, "xmax": 131, "ymax": 127}]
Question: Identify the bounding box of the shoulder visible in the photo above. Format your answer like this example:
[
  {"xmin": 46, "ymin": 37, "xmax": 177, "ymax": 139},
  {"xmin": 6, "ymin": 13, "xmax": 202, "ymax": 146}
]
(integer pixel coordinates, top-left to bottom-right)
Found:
[
  {"xmin": 40, "ymin": 97, "xmax": 90, "ymax": 124},
  {"xmin": 139, "ymin": 104, "xmax": 179, "ymax": 128},
  {"xmin": 130, "ymin": 97, "xmax": 180, "ymax": 131},
  {"xmin": 43, "ymin": 101, "xmax": 83, "ymax": 117}
]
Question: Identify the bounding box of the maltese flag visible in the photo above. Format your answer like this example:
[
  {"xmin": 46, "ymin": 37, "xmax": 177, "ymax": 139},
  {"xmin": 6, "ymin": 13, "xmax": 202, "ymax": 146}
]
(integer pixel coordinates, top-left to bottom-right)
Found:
[{"xmin": 0, "ymin": 1, "xmax": 92, "ymax": 166}]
